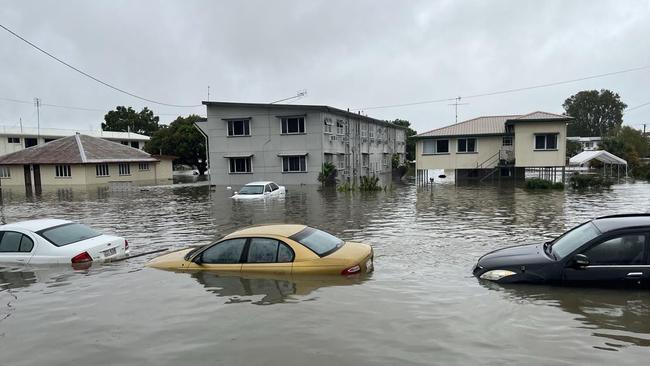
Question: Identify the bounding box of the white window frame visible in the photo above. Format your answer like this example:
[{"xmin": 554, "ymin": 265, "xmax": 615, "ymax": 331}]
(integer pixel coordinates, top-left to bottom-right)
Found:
[
  {"xmin": 96, "ymin": 164, "xmax": 109, "ymax": 177},
  {"xmin": 281, "ymin": 117, "xmax": 305, "ymax": 134},
  {"xmin": 55, "ymin": 165, "xmax": 71, "ymax": 178},
  {"xmin": 336, "ymin": 120, "xmax": 345, "ymax": 135},
  {"xmin": 457, "ymin": 138, "xmax": 477, "ymax": 153},
  {"xmin": 337, "ymin": 154, "xmax": 345, "ymax": 170},
  {"xmin": 534, "ymin": 134, "xmax": 558, "ymax": 151},
  {"xmin": 118, "ymin": 163, "xmax": 131, "ymax": 176},
  {"xmin": 138, "ymin": 162, "xmax": 150, "ymax": 171},
  {"xmin": 361, "ymin": 124, "xmax": 368, "ymax": 138},
  {"xmin": 227, "ymin": 119, "xmax": 251, "ymax": 137},
  {"xmin": 422, "ymin": 139, "xmax": 449, "ymax": 154},
  {"xmin": 7, "ymin": 137, "xmax": 20, "ymax": 144},
  {"xmin": 282, "ymin": 155, "xmax": 307, "ymax": 173},
  {"xmin": 229, "ymin": 157, "xmax": 253, "ymax": 174},
  {"xmin": 324, "ymin": 118, "xmax": 333, "ymax": 134},
  {"xmin": 0, "ymin": 166, "xmax": 10, "ymax": 178}
]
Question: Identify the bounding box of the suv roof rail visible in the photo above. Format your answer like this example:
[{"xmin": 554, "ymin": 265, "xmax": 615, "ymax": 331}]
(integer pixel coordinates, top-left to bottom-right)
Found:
[{"xmin": 595, "ymin": 213, "xmax": 650, "ymax": 219}]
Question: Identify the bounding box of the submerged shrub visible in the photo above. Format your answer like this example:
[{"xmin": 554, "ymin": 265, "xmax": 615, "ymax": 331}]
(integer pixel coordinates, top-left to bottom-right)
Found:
[
  {"xmin": 525, "ymin": 178, "xmax": 564, "ymax": 190},
  {"xmin": 359, "ymin": 175, "xmax": 382, "ymax": 191},
  {"xmin": 569, "ymin": 174, "xmax": 614, "ymax": 189}
]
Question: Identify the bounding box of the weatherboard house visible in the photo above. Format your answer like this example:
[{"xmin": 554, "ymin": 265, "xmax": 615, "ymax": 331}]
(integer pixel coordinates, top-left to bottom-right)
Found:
[
  {"xmin": 414, "ymin": 111, "xmax": 572, "ymax": 182},
  {"xmin": 0, "ymin": 133, "xmax": 173, "ymax": 190}
]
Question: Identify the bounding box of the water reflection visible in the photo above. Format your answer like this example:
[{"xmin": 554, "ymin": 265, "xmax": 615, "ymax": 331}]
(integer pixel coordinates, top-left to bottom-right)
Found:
[
  {"xmin": 483, "ymin": 282, "xmax": 650, "ymax": 350},
  {"xmin": 190, "ymin": 272, "xmax": 370, "ymax": 305}
]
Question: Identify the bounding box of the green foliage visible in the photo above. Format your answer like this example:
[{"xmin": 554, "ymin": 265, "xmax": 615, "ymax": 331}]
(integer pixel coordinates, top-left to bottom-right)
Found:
[
  {"xmin": 391, "ymin": 119, "xmax": 417, "ymax": 161},
  {"xmin": 566, "ymin": 140, "xmax": 582, "ymax": 158},
  {"xmin": 359, "ymin": 175, "xmax": 382, "ymax": 191},
  {"xmin": 601, "ymin": 126, "xmax": 649, "ymax": 177},
  {"xmin": 337, "ymin": 181, "xmax": 355, "ymax": 192},
  {"xmin": 145, "ymin": 115, "xmax": 207, "ymax": 175},
  {"xmin": 317, "ymin": 162, "xmax": 338, "ymax": 186},
  {"xmin": 525, "ymin": 178, "xmax": 564, "ymax": 190},
  {"xmin": 102, "ymin": 106, "xmax": 160, "ymax": 136},
  {"xmin": 569, "ymin": 174, "xmax": 614, "ymax": 189},
  {"xmin": 563, "ymin": 89, "xmax": 627, "ymax": 137}
]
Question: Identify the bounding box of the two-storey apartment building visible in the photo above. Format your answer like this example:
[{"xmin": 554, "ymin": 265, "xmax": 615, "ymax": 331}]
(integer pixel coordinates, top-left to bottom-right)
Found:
[
  {"xmin": 196, "ymin": 102, "xmax": 407, "ymax": 186},
  {"xmin": 415, "ymin": 111, "xmax": 572, "ymax": 182}
]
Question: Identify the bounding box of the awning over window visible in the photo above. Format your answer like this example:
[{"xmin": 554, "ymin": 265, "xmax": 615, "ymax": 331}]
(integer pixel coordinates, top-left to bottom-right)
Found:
[
  {"xmin": 277, "ymin": 152, "xmax": 308, "ymax": 157},
  {"xmin": 223, "ymin": 153, "xmax": 254, "ymax": 158},
  {"xmin": 569, "ymin": 150, "xmax": 627, "ymax": 166}
]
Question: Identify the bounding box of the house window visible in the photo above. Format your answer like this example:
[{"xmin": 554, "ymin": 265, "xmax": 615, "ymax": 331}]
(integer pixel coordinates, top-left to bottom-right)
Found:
[
  {"xmin": 535, "ymin": 134, "xmax": 558, "ymax": 150},
  {"xmin": 7, "ymin": 137, "xmax": 20, "ymax": 144},
  {"xmin": 96, "ymin": 164, "xmax": 109, "ymax": 177},
  {"xmin": 282, "ymin": 156, "xmax": 306, "ymax": 172},
  {"xmin": 120, "ymin": 141, "xmax": 129, "ymax": 145},
  {"xmin": 457, "ymin": 138, "xmax": 476, "ymax": 153},
  {"xmin": 229, "ymin": 157, "xmax": 252, "ymax": 173},
  {"xmin": 0, "ymin": 166, "xmax": 10, "ymax": 178},
  {"xmin": 55, "ymin": 165, "xmax": 71, "ymax": 178},
  {"xmin": 336, "ymin": 120, "xmax": 345, "ymax": 135},
  {"xmin": 425, "ymin": 139, "xmax": 450, "ymax": 154},
  {"xmin": 24, "ymin": 138, "xmax": 37, "ymax": 147},
  {"xmin": 138, "ymin": 162, "xmax": 150, "ymax": 171},
  {"xmin": 502, "ymin": 136, "xmax": 513, "ymax": 146},
  {"xmin": 118, "ymin": 163, "xmax": 131, "ymax": 176},
  {"xmin": 227, "ymin": 119, "xmax": 250, "ymax": 136},
  {"xmin": 281, "ymin": 117, "xmax": 305, "ymax": 134},
  {"xmin": 131, "ymin": 141, "xmax": 139, "ymax": 149},
  {"xmin": 324, "ymin": 118, "xmax": 333, "ymax": 134}
]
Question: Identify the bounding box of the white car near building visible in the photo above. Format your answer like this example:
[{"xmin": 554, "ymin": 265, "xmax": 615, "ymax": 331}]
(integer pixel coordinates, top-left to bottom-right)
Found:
[
  {"xmin": 232, "ymin": 181, "xmax": 286, "ymax": 199},
  {"xmin": 0, "ymin": 219, "xmax": 129, "ymax": 265}
]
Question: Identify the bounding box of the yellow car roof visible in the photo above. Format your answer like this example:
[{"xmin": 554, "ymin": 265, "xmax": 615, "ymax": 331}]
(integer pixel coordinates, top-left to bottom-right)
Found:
[{"xmin": 226, "ymin": 224, "xmax": 308, "ymax": 238}]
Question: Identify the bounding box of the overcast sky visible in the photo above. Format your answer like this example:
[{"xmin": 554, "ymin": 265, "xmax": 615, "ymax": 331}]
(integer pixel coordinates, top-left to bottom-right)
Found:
[{"xmin": 1, "ymin": 0, "xmax": 649, "ymax": 133}]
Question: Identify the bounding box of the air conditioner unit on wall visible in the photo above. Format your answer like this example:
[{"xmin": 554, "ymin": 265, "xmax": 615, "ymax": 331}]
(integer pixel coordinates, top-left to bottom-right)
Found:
[{"xmin": 329, "ymin": 135, "xmax": 337, "ymax": 142}]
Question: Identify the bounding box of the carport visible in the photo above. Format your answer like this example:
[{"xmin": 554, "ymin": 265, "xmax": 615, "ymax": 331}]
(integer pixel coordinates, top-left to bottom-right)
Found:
[{"xmin": 569, "ymin": 150, "xmax": 627, "ymax": 178}]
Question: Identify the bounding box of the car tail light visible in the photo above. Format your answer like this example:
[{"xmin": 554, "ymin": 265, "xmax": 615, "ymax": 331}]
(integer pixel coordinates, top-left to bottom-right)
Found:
[
  {"xmin": 71, "ymin": 251, "xmax": 93, "ymax": 263},
  {"xmin": 124, "ymin": 239, "xmax": 129, "ymax": 251},
  {"xmin": 341, "ymin": 264, "xmax": 361, "ymax": 276}
]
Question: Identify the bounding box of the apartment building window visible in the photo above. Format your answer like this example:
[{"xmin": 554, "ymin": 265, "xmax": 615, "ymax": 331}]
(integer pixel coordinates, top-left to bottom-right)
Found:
[
  {"xmin": 138, "ymin": 162, "xmax": 150, "ymax": 171},
  {"xmin": 0, "ymin": 166, "xmax": 10, "ymax": 178},
  {"xmin": 120, "ymin": 141, "xmax": 129, "ymax": 146},
  {"xmin": 96, "ymin": 164, "xmax": 109, "ymax": 177},
  {"xmin": 324, "ymin": 153, "xmax": 334, "ymax": 164},
  {"xmin": 7, "ymin": 137, "xmax": 20, "ymax": 144},
  {"xmin": 131, "ymin": 141, "xmax": 139, "ymax": 149},
  {"xmin": 118, "ymin": 163, "xmax": 131, "ymax": 176},
  {"xmin": 55, "ymin": 165, "xmax": 71, "ymax": 178},
  {"xmin": 336, "ymin": 120, "xmax": 345, "ymax": 135},
  {"xmin": 502, "ymin": 136, "xmax": 513, "ymax": 146},
  {"xmin": 282, "ymin": 156, "xmax": 306, "ymax": 172},
  {"xmin": 422, "ymin": 139, "xmax": 449, "ymax": 154},
  {"xmin": 535, "ymin": 134, "xmax": 558, "ymax": 150},
  {"xmin": 337, "ymin": 154, "xmax": 345, "ymax": 170},
  {"xmin": 229, "ymin": 157, "xmax": 252, "ymax": 173},
  {"xmin": 361, "ymin": 124, "xmax": 368, "ymax": 138},
  {"xmin": 281, "ymin": 117, "xmax": 305, "ymax": 134},
  {"xmin": 369, "ymin": 125, "xmax": 375, "ymax": 139},
  {"xmin": 324, "ymin": 118, "xmax": 333, "ymax": 134},
  {"xmin": 457, "ymin": 138, "xmax": 476, "ymax": 153},
  {"xmin": 362, "ymin": 153, "xmax": 369, "ymax": 167},
  {"xmin": 383, "ymin": 154, "xmax": 389, "ymax": 168},
  {"xmin": 227, "ymin": 119, "xmax": 250, "ymax": 136}
]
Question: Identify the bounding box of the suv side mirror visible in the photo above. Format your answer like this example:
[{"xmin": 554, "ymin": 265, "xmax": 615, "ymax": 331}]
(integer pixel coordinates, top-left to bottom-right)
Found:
[{"xmin": 573, "ymin": 254, "xmax": 590, "ymax": 268}]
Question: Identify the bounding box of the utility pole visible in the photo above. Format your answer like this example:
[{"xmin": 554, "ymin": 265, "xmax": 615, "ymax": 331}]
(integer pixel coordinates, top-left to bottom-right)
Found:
[
  {"xmin": 448, "ymin": 96, "xmax": 469, "ymax": 124},
  {"xmin": 34, "ymin": 97, "xmax": 41, "ymax": 142}
]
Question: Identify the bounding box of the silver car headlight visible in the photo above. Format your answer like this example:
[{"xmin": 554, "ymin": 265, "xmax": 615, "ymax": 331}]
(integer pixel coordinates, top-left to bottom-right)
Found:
[{"xmin": 480, "ymin": 269, "xmax": 517, "ymax": 281}]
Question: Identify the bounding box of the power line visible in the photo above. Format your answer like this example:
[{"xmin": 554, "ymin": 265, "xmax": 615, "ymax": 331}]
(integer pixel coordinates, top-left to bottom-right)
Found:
[
  {"xmin": 625, "ymin": 101, "xmax": 650, "ymax": 113},
  {"xmin": 0, "ymin": 97, "xmax": 185, "ymax": 116},
  {"xmin": 0, "ymin": 23, "xmax": 202, "ymax": 108},
  {"xmin": 353, "ymin": 65, "xmax": 650, "ymax": 111}
]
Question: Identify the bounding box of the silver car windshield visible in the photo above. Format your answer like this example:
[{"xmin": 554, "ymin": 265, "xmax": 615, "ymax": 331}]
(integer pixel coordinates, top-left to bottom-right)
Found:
[
  {"xmin": 238, "ymin": 185, "xmax": 264, "ymax": 195},
  {"xmin": 551, "ymin": 222, "xmax": 601, "ymax": 259},
  {"xmin": 38, "ymin": 223, "xmax": 102, "ymax": 247}
]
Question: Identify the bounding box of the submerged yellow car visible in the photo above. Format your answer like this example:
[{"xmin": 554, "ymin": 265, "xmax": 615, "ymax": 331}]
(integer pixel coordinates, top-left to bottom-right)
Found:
[{"xmin": 146, "ymin": 224, "xmax": 374, "ymax": 276}]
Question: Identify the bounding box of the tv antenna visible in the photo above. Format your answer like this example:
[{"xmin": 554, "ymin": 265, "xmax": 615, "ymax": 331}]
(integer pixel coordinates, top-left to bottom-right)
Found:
[{"xmin": 448, "ymin": 96, "xmax": 469, "ymax": 123}]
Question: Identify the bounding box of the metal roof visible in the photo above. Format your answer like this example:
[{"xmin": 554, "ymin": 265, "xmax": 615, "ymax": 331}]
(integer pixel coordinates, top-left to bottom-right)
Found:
[
  {"xmin": 416, "ymin": 111, "xmax": 572, "ymax": 138},
  {"xmin": 0, "ymin": 126, "xmax": 150, "ymax": 141},
  {"xmin": 0, "ymin": 134, "xmax": 158, "ymax": 165}
]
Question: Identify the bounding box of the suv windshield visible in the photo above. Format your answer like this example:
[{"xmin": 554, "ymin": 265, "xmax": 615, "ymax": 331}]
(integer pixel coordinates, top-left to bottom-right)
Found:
[
  {"xmin": 238, "ymin": 185, "xmax": 264, "ymax": 195},
  {"xmin": 551, "ymin": 221, "xmax": 601, "ymax": 259},
  {"xmin": 38, "ymin": 223, "xmax": 102, "ymax": 247},
  {"xmin": 290, "ymin": 227, "xmax": 343, "ymax": 256}
]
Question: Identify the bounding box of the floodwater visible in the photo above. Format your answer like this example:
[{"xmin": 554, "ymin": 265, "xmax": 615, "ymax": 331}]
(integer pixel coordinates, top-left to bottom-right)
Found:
[{"xmin": 0, "ymin": 180, "xmax": 649, "ymax": 365}]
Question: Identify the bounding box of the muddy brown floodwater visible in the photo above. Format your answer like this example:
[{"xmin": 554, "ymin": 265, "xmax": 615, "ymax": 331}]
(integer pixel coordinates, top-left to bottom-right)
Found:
[{"xmin": 0, "ymin": 181, "xmax": 649, "ymax": 365}]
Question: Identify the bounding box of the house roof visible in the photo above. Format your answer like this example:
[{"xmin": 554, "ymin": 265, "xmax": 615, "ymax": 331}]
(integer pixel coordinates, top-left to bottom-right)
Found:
[
  {"xmin": 0, "ymin": 134, "xmax": 159, "ymax": 165},
  {"xmin": 416, "ymin": 111, "xmax": 573, "ymax": 138},
  {"xmin": 202, "ymin": 101, "xmax": 409, "ymax": 130}
]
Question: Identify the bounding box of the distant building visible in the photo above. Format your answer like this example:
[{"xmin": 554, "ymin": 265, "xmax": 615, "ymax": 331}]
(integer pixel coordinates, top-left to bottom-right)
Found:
[
  {"xmin": 567, "ymin": 136, "xmax": 602, "ymax": 151},
  {"xmin": 0, "ymin": 134, "xmax": 172, "ymax": 190},
  {"xmin": 195, "ymin": 102, "xmax": 407, "ymax": 186},
  {"xmin": 0, "ymin": 126, "xmax": 149, "ymax": 157},
  {"xmin": 414, "ymin": 111, "xmax": 572, "ymax": 182}
]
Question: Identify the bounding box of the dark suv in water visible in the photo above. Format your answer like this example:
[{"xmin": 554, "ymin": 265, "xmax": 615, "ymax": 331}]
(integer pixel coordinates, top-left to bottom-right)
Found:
[{"xmin": 473, "ymin": 214, "xmax": 650, "ymax": 288}]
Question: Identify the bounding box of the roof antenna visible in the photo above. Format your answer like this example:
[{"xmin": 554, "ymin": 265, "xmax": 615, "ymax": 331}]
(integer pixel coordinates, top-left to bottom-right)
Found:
[{"xmin": 448, "ymin": 96, "xmax": 469, "ymax": 123}]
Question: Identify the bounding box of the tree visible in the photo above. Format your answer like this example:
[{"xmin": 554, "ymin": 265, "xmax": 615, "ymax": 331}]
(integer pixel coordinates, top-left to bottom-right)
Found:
[
  {"xmin": 145, "ymin": 114, "xmax": 208, "ymax": 175},
  {"xmin": 601, "ymin": 126, "xmax": 649, "ymax": 176},
  {"xmin": 562, "ymin": 89, "xmax": 627, "ymax": 137},
  {"xmin": 102, "ymin": 106, "xmax": 161, "ymax": 136},
  {"xmin": 317, "ymin": 162, "xmax": 337, "ymax": 186},
  {"xmin": 391, "ymin": 119, "xmax": 417, "ymax": 161}
]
